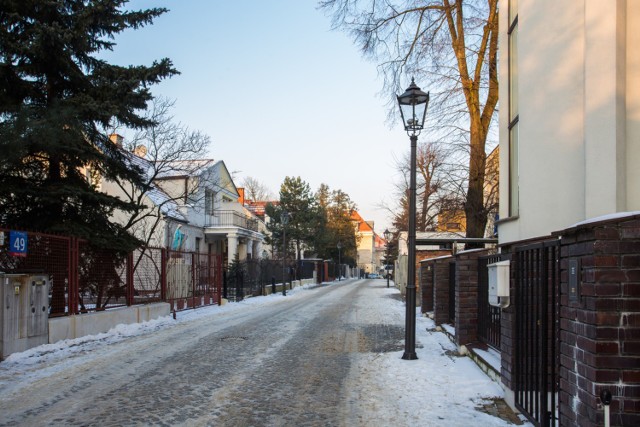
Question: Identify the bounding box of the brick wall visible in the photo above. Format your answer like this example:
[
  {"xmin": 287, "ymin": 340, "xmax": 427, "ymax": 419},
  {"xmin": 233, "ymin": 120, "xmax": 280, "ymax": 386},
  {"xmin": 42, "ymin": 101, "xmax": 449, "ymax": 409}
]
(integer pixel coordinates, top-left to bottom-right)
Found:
[
  {"xmin": 430, "ymin": 256, "xmax": 454, "ymax": 326},
  {"xmin": 420, "ymin": 260, "xmax": 434, "ymax": 312},
  {"xmin": 558, "ymin": 215, "xmax": 640, "ymax": 426},
  {"xmin": 419, "ymin": 250, "xmax": 452, "ymax": 313},
  {"xmin": 454, "ymin": 249, "xmax": 491, "ymax": 346}
]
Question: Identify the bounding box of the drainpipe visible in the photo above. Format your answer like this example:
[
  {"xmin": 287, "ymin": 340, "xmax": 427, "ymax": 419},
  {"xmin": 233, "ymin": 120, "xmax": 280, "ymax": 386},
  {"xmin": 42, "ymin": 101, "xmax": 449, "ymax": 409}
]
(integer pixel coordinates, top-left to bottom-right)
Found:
[{"xmin": 601, "ymin": 389, "xmax": 612, "ymax": 427}]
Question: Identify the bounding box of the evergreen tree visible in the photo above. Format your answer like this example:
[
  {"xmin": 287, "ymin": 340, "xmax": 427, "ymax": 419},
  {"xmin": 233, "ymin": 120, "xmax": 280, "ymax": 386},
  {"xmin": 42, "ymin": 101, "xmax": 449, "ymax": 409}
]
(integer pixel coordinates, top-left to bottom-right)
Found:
[
  {"xmin": 0, "ymin": 0, "xmax": 177, "ymax": 252},
  {"xmin": 266, "ymin": 176, "xmax": 322, "ymax": 260},
  {"xmin": 325, "ymin": 188, "xmax": 357, "ymax": 264}
]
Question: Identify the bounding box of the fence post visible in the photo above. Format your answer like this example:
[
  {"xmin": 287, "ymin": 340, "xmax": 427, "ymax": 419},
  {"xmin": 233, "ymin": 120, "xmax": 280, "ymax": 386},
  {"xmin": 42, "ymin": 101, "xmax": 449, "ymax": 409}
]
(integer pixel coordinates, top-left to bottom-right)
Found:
[
  {"xmin": 216, "ymin": 255, "xmax": 222, "ymax": 305},
  {"xmin": 126, "ymin": 251, "xmax": 134, "ymax": 306},
  {"xmin": 191, "ymin": 252, "xmax": 196, "ymax": 309},
  {"xmin": 223, "ymin": 269, "xmax": 228, "ymax": 300},
  {"xmin": 161, "ymin": 248, "xmax": 167, "ymax": 302},
  {"xmin": 69, "ymin": 237, "xmax": 79, "ymax": 315},
  {"xmin": 236, "ymin": 269, "xmax": 243, "ymax": 301}
]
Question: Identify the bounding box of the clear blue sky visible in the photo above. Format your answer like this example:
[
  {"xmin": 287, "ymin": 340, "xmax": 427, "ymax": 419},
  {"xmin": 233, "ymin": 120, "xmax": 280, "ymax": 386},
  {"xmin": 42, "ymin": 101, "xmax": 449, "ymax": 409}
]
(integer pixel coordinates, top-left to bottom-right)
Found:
[{"xmin": 104, "ymin": 0, "xmax": 412, "ymax": 234}]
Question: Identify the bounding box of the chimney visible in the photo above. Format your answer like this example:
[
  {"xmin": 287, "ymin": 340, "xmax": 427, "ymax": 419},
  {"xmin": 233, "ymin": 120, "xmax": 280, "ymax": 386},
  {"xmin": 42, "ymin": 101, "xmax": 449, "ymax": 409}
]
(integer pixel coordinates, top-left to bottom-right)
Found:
[
  {"xmin": 109, "ymin": 133, "xmax": 124, "ymax": 147},
  {"xmin": 238, "ymin": 188, "xmax": 245, "ymax": 205},
  {"xmin": 133, "ymin": 145, "xmax": 147, "ymax": 158}
]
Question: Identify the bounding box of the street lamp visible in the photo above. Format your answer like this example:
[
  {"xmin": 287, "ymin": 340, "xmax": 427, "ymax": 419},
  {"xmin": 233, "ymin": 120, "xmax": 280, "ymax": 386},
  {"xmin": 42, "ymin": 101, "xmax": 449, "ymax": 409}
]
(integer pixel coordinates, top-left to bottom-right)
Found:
[
  {"xmin": 281, "ymin": 211, "xmax": 290, "ymax": 296},
  {"xmin": 384, "ymin": 228, "xmax": 392, "ymax": 288},
  {"xmin": 397, "ymin": 78, "xmax": 429, "ymax": 361},
  {"xmin": 337, "ymin": 242, "xmax": 342, "ymax": 281}
]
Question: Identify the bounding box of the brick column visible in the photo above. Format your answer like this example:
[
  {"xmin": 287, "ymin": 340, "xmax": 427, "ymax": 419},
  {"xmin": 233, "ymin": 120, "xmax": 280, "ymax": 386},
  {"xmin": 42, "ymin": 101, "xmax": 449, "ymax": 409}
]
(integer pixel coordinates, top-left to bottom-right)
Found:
[
  {"xmin": 419, "ymin": 250, "xmax": 452, "ymax": 314},
  {"xmin": 420, "ymin": 260, "xmax": 434, "ymax": 313},
  {"xmin": 433, "ymin": 256, "xmax": 453, "ymax": 326},
  {"xmin": 558, "ymin": 215, "xmax": 640, "ymax": 427},
  {"xmin": 454, "ymin": 249, "xmax": 491, "ymax": 347}
]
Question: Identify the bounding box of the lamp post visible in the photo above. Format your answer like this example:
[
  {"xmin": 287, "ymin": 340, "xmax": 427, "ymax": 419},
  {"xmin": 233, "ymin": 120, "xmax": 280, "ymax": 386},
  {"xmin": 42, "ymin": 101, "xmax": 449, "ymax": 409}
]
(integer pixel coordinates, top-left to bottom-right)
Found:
[
  {"xmin": 397, "ymin": 78, "xmax": 429, "ymax": 361},
  {"xmin": 384, "ymin": 228, "xmax": 392, "ymax": 288},
  {"xmin": 281, "ymin": 211, "xmax": 289, "ymax": 296},
  {"xmin": 337, "ymin": 242, "xmax": 342, "ymax": 281}
]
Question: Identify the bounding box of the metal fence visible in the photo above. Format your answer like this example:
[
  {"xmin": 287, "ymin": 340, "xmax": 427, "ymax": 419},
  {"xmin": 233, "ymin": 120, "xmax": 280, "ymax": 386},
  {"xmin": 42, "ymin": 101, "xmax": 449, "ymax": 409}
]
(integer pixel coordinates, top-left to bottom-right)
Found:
[
  {"xmin": 513, "ymin": 240, "xmax": 560, "ymax": 427},
  {"xmin": 477, "ymin": 254, "xmax": 502, "ymax": 350},
  {"xmin": 223, "ymin": 258, "xmax": 319, "ymax": 302},
  {"xmin": 0, "ymin": 228, "xmax": 222, "ymax": 316},
  {"xmin": 205, "ymin": 210, "xmax": 259, "ymax": 231},
  {"xmin": 165, "ymin": 249, "xmax": 223, "ymax": 312}
]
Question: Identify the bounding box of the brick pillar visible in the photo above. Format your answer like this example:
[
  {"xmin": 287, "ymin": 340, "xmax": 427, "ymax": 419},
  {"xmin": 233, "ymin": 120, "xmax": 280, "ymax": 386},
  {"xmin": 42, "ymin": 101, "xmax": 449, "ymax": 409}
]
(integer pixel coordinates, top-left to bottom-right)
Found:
[
  {"xmin": 558, "ymin": 215, "xmax": 640, "ymax": 427},
  {"xmin": 433, "ymin": 256, "xmax": 453, "ymax": 326},
  {"xmin": 454, "ymin": 249, "xmax": 491, "ymax": 347},
  {"xmin": 421, "ymin": 260, "xmax": 434, "ymax": 313},
  {"xmin": 419, "ymin": 250, "xmax": 452, "ymax": 314}
]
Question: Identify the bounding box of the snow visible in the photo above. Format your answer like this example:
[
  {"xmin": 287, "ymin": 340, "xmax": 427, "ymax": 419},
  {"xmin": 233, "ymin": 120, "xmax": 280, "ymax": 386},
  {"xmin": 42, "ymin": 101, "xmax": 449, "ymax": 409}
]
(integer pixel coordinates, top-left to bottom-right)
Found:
[
  {"xmin": 0, "ymin": 280, "xmax": 530, "ymax": 426},
  {"xmin": 569, "ymin": 211, "xmax": 640, "ymax": 228},
  {"xmin": 473, "ymin": 347, "xmax": 502, "ymax": 373}
]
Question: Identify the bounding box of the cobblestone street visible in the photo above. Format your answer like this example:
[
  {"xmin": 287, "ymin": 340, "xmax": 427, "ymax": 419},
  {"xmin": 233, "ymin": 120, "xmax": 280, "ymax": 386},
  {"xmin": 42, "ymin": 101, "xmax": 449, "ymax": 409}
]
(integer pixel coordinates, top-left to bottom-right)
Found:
[
  {"xmin": 0, "ymin": 280, "xmax": 409, "ymax": 426},
  {"xmin": 0, "ymin": 279, "xmax": 517, "ymax": 426}
]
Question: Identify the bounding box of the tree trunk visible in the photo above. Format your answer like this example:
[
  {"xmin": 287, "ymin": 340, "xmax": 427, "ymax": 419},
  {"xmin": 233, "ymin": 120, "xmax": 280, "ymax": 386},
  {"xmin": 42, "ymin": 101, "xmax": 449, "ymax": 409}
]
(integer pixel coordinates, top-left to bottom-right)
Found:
[{"xmin": 465, "ymin": 122, "xmax": 488, "ymax": 241}]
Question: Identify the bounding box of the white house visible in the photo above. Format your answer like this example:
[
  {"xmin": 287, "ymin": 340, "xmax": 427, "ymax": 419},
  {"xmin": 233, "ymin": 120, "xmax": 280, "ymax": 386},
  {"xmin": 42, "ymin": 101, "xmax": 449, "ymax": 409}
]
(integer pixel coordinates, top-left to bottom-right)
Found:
[{"xmin": 153, "ymin": 159, "xmax": 266, "ymax": 265}]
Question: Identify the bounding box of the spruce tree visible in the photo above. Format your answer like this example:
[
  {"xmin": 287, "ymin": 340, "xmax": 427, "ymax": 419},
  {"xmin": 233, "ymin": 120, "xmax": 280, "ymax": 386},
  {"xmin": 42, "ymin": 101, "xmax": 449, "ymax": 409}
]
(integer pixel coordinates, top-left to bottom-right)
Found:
[{"xmin": 0, "ymin": 0, "xmax": 178, "ymax": 252}]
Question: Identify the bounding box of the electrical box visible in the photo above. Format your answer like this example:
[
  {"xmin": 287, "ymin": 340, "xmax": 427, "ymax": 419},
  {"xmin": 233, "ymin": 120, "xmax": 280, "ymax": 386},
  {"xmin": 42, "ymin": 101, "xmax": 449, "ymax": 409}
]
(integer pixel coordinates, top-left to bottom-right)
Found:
[
  {"xmin": 488, "ymin": 260, "xmax": 510, "ymax": 308},
  {"xmin": 0, "ymin": 274, "xmax": 50, "ymax": 360}
]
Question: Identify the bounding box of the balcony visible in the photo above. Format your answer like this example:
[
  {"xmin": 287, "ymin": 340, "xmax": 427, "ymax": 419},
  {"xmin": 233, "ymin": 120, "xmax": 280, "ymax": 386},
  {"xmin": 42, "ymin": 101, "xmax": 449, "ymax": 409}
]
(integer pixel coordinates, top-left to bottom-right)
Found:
[{"xmin": 205, "ymin": 210, "xmax": 259, "ymax": 232}]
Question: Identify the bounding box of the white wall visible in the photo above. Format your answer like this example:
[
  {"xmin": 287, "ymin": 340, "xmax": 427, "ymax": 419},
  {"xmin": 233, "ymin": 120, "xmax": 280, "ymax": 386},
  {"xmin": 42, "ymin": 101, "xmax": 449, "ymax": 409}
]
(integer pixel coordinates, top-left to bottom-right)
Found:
[{"xmin": 498, "ymin": 0, "xmax": 640, "ymax": 244}]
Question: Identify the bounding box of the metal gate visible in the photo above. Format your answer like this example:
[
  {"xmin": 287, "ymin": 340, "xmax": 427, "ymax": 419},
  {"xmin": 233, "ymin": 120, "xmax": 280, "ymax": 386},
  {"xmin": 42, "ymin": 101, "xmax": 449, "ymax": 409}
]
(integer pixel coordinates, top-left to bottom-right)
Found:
[
  {"xmin": 514, "ymin": 240, "xmax": 560, "ymax": 427},
  {"xmin": 478, "ymin": 255, "xmax": 502, "ymax": 350}
]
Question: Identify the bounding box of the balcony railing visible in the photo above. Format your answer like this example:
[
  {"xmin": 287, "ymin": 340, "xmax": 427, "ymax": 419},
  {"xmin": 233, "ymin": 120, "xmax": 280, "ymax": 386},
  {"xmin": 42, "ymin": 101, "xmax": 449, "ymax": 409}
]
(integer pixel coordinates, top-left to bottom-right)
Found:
[{"xmin": 205, "ymin": 210, "xmax": 259, "ymax": 232}]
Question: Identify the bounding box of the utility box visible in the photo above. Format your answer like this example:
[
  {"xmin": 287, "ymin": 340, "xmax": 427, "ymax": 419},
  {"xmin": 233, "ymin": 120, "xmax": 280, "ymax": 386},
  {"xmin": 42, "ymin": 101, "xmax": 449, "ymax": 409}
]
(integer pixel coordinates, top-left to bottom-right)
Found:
[
  {"xmin": 0, "ymin": 274, "xmax": 50, "ymax": 360},
  {"xmin": 488, "ymin": 260, "xmax": 510, "ymax": 308}
]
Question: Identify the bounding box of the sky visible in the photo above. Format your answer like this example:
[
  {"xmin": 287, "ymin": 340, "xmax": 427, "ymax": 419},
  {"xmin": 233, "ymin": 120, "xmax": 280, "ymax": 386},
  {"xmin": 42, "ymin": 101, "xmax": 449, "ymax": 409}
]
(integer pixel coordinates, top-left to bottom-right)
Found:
[
  {"xmin": 102, "ymin": 0, "xmax": 411, "ymax": 234},
  {"xmin": 0, "ymin": 279, "xmax": 531, "ymax": 426}
]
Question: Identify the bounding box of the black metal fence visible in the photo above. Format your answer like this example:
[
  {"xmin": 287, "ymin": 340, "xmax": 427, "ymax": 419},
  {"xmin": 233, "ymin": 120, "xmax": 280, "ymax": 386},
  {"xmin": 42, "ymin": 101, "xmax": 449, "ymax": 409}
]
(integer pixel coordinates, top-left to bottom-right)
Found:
[
  {"xmin": 477, "ymin": 254, "xmax": 502, "ymax": 350},
  {"xmin": 514, "ymin": 240, "xmax": 560, "ymax": 427},
  {"xmin": 223, "ymin": 258, "xmax": 319, "ymax": 302}
]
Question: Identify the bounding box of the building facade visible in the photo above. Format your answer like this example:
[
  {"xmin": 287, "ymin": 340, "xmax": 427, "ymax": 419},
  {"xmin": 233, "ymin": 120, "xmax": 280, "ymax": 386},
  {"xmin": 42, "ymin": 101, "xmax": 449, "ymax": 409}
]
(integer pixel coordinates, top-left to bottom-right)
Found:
[{"xmin": 496, "ymin": 1, "xmax": 640, "ymax": 425}]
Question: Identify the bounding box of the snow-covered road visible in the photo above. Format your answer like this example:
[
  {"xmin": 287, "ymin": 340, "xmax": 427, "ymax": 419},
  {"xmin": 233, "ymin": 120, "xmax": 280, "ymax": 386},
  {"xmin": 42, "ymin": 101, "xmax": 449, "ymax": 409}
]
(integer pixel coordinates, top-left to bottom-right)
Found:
[{"xmin": 0, "ymin": 279, "xmax": 528, "ymax": 426}]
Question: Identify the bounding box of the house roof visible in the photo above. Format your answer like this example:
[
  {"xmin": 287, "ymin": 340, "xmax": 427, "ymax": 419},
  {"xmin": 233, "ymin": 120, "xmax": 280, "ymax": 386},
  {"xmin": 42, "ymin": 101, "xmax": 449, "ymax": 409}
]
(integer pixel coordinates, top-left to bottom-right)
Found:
[
  {"xmin": 245, "ymin": 200, "xmax": 278, "ymax": 217},
  {"xmin": 145, "ymin": 186, "xmax": 188, "ymax": 222},
  {"xmin": 351, "ymin": 211, "xmax": 374, "ymax": 233},
  {"xmin": 153, "ymin": 159, "xmax": 216, "ymax": 179}
]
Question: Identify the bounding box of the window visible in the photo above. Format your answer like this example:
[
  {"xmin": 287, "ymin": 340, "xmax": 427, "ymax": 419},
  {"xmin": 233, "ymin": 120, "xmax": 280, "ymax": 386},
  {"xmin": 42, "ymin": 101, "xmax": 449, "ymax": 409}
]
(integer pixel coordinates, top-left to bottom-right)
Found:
[
  {"xmin": 205, "ymin": 189, "xmax": 215, "ymax": 215},
  {"xmin": 508, "ymin": 0, "xmax": 519, "ymax": 217}
]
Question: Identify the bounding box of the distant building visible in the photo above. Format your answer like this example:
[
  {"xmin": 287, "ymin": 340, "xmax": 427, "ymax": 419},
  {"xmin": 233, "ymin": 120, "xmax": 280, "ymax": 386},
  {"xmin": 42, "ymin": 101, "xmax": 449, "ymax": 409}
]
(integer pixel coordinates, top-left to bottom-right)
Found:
[{"xmin": 351, "ymin": 211, "xmax": 384, "ymax": 274}]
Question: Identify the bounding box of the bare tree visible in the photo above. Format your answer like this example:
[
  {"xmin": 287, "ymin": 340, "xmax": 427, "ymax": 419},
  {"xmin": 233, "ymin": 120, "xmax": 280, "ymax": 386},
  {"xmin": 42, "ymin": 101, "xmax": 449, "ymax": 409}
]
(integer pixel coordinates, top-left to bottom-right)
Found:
[
  {"xmin": 112, "ymin": 97, "xmax": 213, "ymax": 248},
  {"xmin": 391, "ymin": 141, "xmax": 454, "ymax": 232},
  {"xmin": 320, "ymin": 0, "xmax": 499, "ymax": 239},
  {"xmin": 241, "ymin": 176, "xmax": 274, "ymax": 202}
]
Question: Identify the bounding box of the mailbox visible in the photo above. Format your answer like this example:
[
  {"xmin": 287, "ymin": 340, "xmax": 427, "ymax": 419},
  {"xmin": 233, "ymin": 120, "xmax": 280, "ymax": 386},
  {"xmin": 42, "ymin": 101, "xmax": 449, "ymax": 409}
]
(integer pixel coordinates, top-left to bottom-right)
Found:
[
  {"xmin": 0, "ymin": 274, "xmax": 50, "ymax": 360},
  {"xmin": 488, "ymin": 260, "xmax": 510, "ymax": 308}
]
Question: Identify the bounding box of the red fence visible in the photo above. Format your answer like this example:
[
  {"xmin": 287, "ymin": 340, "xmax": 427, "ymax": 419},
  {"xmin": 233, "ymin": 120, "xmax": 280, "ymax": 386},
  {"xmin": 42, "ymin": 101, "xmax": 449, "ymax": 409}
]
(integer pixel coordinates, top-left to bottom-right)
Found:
[{"xmin": 0, "ymin": 228, "xmax": 222, "ymax": 316}]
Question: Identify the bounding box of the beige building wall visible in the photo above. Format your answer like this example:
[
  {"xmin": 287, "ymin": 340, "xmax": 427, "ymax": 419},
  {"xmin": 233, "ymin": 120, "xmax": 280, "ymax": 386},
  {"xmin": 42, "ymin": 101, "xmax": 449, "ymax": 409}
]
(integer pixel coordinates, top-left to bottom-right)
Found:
[
  {"xmin": 357, "ymin": 231, "xmax": 375, "ymax": 274},
  {"xmin": 498, "ymin": 0, "xmax": 640, "ymax": 244}
]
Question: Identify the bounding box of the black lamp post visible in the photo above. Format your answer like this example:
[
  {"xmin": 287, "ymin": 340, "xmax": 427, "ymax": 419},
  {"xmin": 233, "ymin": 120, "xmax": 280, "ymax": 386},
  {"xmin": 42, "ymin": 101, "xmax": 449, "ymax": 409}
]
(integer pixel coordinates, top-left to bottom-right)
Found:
[
  {"xmin": 281, "ymin": 211, "xmax": 289, "ymax": 296},
  {"xmin": 397, "ymin": 78, "xmax": 429, "ymax": 361},
  {"xmin": 337, "ymin": 242, "xmax": 342, "ymax": 281},
  {"xmin": 384, "ymin": 228, "xmax": 392, "ymax": 288}
]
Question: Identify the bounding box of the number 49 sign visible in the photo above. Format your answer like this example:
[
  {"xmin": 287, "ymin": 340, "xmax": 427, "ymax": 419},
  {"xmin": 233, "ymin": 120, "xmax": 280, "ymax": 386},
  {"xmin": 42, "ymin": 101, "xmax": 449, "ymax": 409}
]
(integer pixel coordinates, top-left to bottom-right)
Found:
[{"xmin": 9, "ymin": 231, "xmax": 28, "ymax": 257}]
